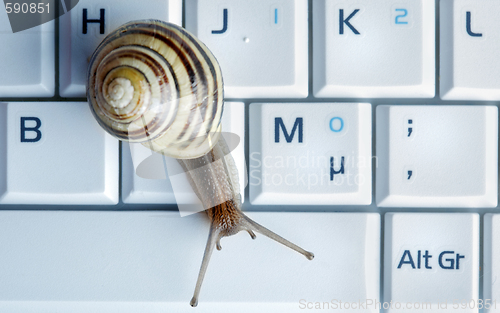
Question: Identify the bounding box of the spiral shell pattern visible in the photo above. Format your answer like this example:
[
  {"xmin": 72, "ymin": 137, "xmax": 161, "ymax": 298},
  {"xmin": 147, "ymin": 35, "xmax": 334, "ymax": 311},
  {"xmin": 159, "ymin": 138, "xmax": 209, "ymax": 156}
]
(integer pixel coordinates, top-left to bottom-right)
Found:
[{"xmin": 87, "ymin": 20, "xmax": 224, "ymax": 159}]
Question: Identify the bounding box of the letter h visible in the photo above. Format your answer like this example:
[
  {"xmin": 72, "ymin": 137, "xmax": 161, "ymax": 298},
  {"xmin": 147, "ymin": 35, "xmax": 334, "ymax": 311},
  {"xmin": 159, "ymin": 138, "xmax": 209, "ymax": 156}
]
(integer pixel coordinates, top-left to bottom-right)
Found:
[{"xmin": 82, "ymin": 8, "xmax": 105, "ymax": 34}]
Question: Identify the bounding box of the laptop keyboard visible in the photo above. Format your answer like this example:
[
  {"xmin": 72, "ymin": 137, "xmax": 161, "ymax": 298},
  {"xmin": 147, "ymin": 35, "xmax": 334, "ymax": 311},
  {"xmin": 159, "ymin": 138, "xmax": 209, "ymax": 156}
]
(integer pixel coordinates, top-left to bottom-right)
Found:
[{"xmin": 1, "ymin": 0, "xmax": 499, "ymax": 312}]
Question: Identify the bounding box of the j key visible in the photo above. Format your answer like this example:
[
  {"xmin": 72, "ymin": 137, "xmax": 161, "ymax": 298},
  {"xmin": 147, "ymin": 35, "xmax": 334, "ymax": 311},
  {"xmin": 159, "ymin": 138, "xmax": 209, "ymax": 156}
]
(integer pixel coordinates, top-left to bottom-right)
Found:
[{"xmin": 185, "ymin": 0, "xmax": 308, "ymax": 98}]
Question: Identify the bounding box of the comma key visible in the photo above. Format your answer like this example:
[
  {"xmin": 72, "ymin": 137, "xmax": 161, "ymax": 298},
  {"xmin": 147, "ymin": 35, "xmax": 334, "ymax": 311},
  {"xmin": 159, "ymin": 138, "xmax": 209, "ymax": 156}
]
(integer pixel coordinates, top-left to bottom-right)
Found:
[{"xmin": 376, "ymin": 105, "xmax": 498, "ymax": 207}]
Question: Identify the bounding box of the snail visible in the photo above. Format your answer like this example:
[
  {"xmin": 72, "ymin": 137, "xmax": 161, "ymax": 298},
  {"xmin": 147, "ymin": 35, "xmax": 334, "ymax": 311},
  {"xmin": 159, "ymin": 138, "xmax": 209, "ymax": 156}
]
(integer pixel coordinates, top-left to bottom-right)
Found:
[{"xmin": 86, "ymin": 20, "xmax": 314, "ymax": 307}]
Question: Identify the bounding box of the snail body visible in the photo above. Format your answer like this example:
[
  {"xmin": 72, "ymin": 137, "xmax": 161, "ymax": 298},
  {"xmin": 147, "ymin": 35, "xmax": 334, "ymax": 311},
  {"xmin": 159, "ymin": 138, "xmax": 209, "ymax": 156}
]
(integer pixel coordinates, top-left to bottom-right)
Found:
[{"xmin": 87, "ymin": 20, "xmax": 313, "ymax": 307}]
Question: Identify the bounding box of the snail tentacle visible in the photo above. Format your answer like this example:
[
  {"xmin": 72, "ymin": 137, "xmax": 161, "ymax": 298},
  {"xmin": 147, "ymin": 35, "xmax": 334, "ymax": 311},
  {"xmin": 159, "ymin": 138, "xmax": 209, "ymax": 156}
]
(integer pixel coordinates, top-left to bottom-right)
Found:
[
  {"xmin": 239, "ymin": 214, "xmax": 315, "ymax": 261},
  {"xmin": 247, "ymin": 229, "xmax": 257, "ymax": 239},
  {"xmin": 190, "ymin": 221, "xmax": 221, "ymax": 308}
]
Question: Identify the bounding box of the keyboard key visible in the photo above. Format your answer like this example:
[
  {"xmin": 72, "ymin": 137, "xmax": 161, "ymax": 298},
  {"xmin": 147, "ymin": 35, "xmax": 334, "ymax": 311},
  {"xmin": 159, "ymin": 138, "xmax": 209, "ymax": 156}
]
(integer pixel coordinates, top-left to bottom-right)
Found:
[
  {"xmin": 440, "ymin": 0, "xmax": 500, "ymax": 100},
  {"xmin": 0, "ymin": 12, "xmax": 54, "ymax": 97},
  {"xmin": 0, "ymin": 211, "xmax": 379, "ymax": 312},
  {"xmin": 0, "ymin": 102, "xmax": 118, "ymax": 204},
  {"xmin": 376, "ymin": 105, "xmax": 498, "ymax": 207},
  {"xmin": 385, "ymin": 213, "xmax": 479, "ymax": 313},
  {"xmin": 250, "ymin": 103, "xmax": 372, "ymax": 205},
  {"xmin": 313, "ymin": 0, "xmax": 435, "ymax": 98},
  {"xmin": 484, "ymin": 214, "xmax": 500, "ymax": 313},
  {"xmin": 59, "ymin": 0, "xmax": 182, "ymax": 97},
  {"xmin": 185, "ymin": 0, "xmax": 308, "ymax": 98},
  {"xmin": 122, "ymin": 102, "xmax": 246, "ymax": 204}
]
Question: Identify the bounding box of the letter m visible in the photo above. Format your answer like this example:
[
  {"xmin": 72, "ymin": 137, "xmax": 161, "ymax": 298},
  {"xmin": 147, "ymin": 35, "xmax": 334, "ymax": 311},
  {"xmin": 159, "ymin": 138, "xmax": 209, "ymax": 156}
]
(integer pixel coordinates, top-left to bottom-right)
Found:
[{"xmin": 275, "ymin": 117, "xmax": 303, "ymax": 143}]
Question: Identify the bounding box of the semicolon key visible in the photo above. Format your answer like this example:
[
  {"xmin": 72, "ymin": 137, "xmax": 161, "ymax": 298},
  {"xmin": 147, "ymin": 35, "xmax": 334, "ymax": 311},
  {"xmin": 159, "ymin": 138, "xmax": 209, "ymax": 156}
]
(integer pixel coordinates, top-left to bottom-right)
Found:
[{"xmin": 376, "ymin": 105, "xmax": 498, "ymax": 207}]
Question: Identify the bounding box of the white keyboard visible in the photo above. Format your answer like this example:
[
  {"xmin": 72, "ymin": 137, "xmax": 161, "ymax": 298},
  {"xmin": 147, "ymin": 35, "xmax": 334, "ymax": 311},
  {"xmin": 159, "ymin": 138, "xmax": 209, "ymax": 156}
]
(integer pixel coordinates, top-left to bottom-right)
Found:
[{"xmin": 1, "ymin": 0, "xmax": 500, "ymax": 312}]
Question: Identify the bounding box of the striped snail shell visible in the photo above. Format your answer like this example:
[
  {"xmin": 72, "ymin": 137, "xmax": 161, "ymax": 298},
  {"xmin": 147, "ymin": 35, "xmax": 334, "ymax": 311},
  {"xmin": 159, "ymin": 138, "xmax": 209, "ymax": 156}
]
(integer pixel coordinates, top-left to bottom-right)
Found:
[{"xmin": 87, "ymin": 20, "xmax": 224, "ymax": 159}]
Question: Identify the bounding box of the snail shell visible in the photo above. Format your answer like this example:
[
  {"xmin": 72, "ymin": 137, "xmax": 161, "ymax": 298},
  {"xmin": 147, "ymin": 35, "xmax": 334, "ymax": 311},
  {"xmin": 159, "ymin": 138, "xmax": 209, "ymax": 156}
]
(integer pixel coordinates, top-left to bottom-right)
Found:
[{"xmin": 87, "ymin": 20, "xmax": 223, "ymax": 159}]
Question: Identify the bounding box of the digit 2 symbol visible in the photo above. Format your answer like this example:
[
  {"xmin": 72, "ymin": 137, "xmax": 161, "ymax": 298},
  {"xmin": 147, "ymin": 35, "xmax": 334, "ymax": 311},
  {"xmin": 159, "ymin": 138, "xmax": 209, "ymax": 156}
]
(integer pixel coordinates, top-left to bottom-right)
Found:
[{"xmin": 395, "ymin": 8, "xmax": 408, "ymax": 25}]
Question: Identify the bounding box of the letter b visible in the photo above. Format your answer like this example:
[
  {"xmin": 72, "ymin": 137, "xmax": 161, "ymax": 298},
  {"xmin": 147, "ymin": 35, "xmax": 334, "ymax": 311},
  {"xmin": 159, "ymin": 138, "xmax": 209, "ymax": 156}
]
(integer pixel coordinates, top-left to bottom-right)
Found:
[{"xmin": 20, "ymin": 117, "xmax": 42, "ymax": 143}]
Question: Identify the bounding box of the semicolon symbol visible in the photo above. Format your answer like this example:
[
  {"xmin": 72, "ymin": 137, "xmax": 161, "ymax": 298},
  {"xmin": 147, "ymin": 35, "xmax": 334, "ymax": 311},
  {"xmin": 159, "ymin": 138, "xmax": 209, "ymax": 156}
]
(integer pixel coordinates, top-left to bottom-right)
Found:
[
  {"xmin": 212, "ymin": 8, "xmax": 228, "ymax": 34},
  {"xmin": 407, "ymin": 119, "xmax": 413, "ymax": 137}
]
